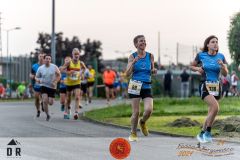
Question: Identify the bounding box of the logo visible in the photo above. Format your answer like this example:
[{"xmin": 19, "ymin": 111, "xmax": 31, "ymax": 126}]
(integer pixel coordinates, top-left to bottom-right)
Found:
[
  {"xmin": 7, "ymin": 139, "xmax": 22, "ymax": 158},
  {"xmin": 109, "ymin": 138, "xmax": 131, "ymax": 159},
  {"xmin": 176, "ymin": 141, "xmax": 234, "ymax": 157}
]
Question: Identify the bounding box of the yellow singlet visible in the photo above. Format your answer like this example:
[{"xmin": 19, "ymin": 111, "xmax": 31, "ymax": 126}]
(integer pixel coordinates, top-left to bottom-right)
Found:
[{"xmin": 64, "ymin": 60, "xmax": 81, "ymax": 86}]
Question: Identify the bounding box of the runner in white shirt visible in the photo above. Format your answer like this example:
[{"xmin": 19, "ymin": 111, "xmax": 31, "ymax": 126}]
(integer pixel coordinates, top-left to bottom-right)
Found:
[{"xmin": 35, "ymin": 54, "xmax": 61, "ymax": 121}]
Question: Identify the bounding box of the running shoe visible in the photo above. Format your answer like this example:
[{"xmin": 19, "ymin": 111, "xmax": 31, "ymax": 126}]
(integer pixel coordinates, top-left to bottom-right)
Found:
[
  {"xmin": 128, "ymin": 132, "xmax": 138, "ymax": 142},
  {"xmin": 74, "ymin": 112, "xmax": 79, "ymax": 120},
  {"xmin": 46, "ymin": 115, "xmax": 50, "ymax": 121},
  {"xmin": 36, "ymin": 111, "xmax": 40, "ymax": 118},
  {"xmin": 64, "ymin": 112, "xmax": 70, "ymax": 119},
  {"xmin": 139, "ymin": 119, "xmax": 149, "ymax": 136},
  {"xmin": 197, "ymin": 132, "xmax": 206, "ymax": 143},
  {"xmin": 61, "ymin": 104, "xmax": 65, "ymax": 112},
  {"xmin": 203, "ymin": 131, "xmax": 213, "ymax": 143}
]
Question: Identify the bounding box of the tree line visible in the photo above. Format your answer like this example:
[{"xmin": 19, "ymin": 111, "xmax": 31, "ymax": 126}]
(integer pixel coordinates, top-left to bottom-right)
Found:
[{"xmin": 30, "ymin": 32, "xmax": 103, "ymax": 71}]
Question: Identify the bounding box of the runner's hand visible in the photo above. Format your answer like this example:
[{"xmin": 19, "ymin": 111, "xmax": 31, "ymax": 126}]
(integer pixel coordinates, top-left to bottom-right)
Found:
[
  {"xmin": 197, "ymin": 67, "xmax": 204, "ymax": 74},
  {"xmin": 151, "ymin": 68, "xmax": 157, "ymax": 75},
  {"xmin": 217, "ymin": 59, "xmax": 224, "ymax": 67},
  {"xmin": 132, "ymin": 56, "xmax": 140, "ymax": 64}
]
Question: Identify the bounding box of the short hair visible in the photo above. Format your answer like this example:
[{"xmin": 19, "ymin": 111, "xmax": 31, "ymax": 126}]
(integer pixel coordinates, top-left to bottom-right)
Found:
[
  {"xmin": 133, "ymin": 35, "xmax": 145, "ymax": 45},
  {"xmin": 72, "ymin": 48, "xmax": 80, "ymax": 54},
  {"xmin": 44, "ymin": 54, "xmax": 52, "ymax": 59}
]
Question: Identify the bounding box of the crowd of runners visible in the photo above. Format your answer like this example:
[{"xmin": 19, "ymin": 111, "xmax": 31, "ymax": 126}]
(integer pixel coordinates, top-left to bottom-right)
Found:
[{"xmin": 29, "ymin": 35, "xmax": 228, "ymax": 144}]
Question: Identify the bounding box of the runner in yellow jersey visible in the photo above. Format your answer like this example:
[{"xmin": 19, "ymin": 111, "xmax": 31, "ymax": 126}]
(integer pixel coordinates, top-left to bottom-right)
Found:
[
  {"xmin": 62, "ymin": 48, "xmax": 86, "ymax": 120},
  {"xmin": 87, "ymin": 65, "xmax": 96, "ymax": 103}
]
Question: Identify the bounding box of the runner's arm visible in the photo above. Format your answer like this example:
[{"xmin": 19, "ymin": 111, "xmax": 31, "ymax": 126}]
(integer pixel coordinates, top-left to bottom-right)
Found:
[
  {"xmin": 53, "ymin": 66, "xmax": 61, "ymax": 83},
  {"xmin": 190, "ymin": 60, "xmax": 204, "ymax": 74},
  {"xmin": 35, "ymin": 68, "xmax": 42, "ymax": 83},
  {"xmin": 126, "ymin": 54, "xmax": 135, "ymax": 77},
  {"xmin": 150, "ymin": 53, "xmax": 157, "ymax": 74}
]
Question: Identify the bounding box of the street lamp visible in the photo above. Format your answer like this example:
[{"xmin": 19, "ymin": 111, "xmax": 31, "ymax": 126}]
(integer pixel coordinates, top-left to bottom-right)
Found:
[
  {"xmin": 6, "ymin": 27, "xmax": 21, "ymax": 97},
  {"xmin": 164, "ymin": 54, "xmax": 173, "ymax": 69}
]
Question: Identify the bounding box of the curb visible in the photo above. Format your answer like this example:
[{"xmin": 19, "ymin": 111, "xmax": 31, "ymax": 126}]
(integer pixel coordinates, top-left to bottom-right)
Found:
[
  {"xmin": 80, "ymin": 112, "xmax": 240, "ymax": 144},
  {"xmin": 79, "ymin": 112, "xmax": 193, "ymax": 138}
]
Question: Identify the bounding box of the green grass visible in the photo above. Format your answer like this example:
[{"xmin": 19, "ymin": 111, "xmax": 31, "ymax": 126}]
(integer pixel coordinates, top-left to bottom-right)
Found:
[
  {"xmin": 85, "ymin": 97, "xmax": 240, "ymax": 136},
  {"xmin": 86, "ymin": 97, "xmax": 240, "ymax": 120},
  {"xmin": 105, "ymin": 116, "xmax": 230, "ymax": 137}
]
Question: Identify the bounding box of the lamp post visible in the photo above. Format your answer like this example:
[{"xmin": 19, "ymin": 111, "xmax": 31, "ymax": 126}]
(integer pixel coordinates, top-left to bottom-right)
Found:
[
  {"xmin": 6, "ymin": 27, "xmax": 21, "ymax": 97},
  {"xmin": 51, "ymin": 0, "xmax": 56, "ymax": 64}
]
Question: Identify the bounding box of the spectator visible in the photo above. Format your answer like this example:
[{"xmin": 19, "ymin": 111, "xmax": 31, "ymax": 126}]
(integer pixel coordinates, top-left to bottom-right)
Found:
[
  {"xmin": 230, "ymin": 71, "xmax": 239, "ymax": 96},
  {"xmin": 221, "ymin": 74, "xmax": 230, "ymax": 97},
  {"xmin": 0, "ymin": 83, "xmax": 6, "ymax": 98},
  {"xmin": 163, "ymin": 69, "xmax": 173, "ymax": 97},
  {"xmin": 179, "ymin": 68, "xmax": 190, "ymax": 98},
  {"xmin": 16, "ymin": 81, "xmax": 26, "ymax": 100}
]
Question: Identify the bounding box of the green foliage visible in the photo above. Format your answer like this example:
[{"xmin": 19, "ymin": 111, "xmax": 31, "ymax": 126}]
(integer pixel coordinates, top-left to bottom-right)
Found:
[
  {"xmin": 86, "ymin": 97, "xmax": 240, "ymax": 121},
  {"xmin": 228, "ymin": 12, "xmax": 240, "ymax": 65},
  {"xmin": 152, "ymin": 76, "xmax": 161, "ymax": 95},
  {"xmin": 0, "ymin": 76, "xmax": 7, "ymax": 85},
  {"xmin": 30, "ymin": 32, "xmax": 103, "ymax": 67}
]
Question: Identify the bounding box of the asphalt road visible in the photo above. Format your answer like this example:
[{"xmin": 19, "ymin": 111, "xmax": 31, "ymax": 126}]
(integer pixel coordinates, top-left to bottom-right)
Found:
[{"xmin": 0, "ymin": 99, "xmax": 239, "ymax": 160}]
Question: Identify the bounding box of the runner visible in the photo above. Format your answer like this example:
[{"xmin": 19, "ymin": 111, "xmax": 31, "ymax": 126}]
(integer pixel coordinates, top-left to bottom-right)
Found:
[
  {"xmin": 103, "ymin": 66, "xmax": 116, "ymax": 105},
  {"xmin": 16, "ymin": 81, "xmax": 26, "ymax": 100},
  {"xmin": 190, "ymin": 35, "xmax": 228, "ymax": 143},
  {"xmin": 113, "ymin": 70, "xmax": 121, "ymax": 99},
  {"xmin": 126, "ymin": 35, "xmax": 156, "ymax": 141},
  {"xmin": 29, "ymin": 52, "xmax": 45, "ymax": 117},
  {"xmin": 120, "ymin": 69, "xmax": 128, "ymax": 99},
  {"xmin": 63, "ymin": 48, "xmax": 86, "ymax": 120},
  {"xmin": 80, "ymin": 66, "xmax": 90, "ymax": 105},
  {"xmin": 35, "ymin": 54, "xmax": 61, "ymax": 121},
  {"xmin": 87, "ymin": 65, "xmax": 96, "ymax": 103},
  {"xmin": 59, "ymin": 56, "xmax": 71, "ymax": 111}
]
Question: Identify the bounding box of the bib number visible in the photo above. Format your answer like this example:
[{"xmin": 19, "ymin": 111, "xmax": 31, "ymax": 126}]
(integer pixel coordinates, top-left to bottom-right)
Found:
[
  {"xmin": 70, "ymin": 71, "xmax": 79, "ymax": 80},
  {"xmin": 205, "ymin": 81, "xmax": 219, "ymax": 96},
  {"xmin": 128, "ymin": 79, "xmax": 142, "ymax": 95}
]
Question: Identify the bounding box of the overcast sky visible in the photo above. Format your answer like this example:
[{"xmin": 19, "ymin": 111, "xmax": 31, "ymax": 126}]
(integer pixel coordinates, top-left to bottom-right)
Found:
[{"xmin": 0, "ymin": 0, "xmax": 240, "ymax": 64}]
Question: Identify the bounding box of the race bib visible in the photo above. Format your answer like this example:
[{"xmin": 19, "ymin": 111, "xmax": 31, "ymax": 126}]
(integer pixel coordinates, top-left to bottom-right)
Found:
[
  {"xmin": 205, "ymin": 81, "xmax": 219, "ymax": 96},
  {"xmin": 70, "ymin": 71, "xmax": 80, "ymax": 80},
  {"xmin": 128, "ymin": 79, "xmax": 142, "ymax": 95}
]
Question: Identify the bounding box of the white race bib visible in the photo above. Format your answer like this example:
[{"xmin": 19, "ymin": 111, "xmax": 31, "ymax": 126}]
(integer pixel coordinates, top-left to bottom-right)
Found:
[
  {"xmin": 128, "ymin": 79, "xmax": 142, "ymax": 95},
  {"xmin": 70, "ymin": 71, "xmax": 80, "ymax": 80},
  {"xmin": 205, "ymin": 81, "xmax": 220, "ymax": 96}
]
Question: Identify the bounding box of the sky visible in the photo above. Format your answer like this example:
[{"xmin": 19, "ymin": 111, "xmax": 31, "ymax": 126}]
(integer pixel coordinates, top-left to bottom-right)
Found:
[{"xmin": 0, "ymin": 0, "xmax": 240, "ymax": 65}]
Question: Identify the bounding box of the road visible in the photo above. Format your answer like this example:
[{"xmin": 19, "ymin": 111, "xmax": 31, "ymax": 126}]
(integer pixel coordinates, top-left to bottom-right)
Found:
[{"xmin": 0, "ymin": 99, "xmax": 239, "ymax": 160}]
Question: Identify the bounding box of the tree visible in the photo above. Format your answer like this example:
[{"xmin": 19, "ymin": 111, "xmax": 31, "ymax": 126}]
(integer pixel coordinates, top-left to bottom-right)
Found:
[
  {"xmin": 82, "ymin": 39, "xmax": 103, "ymax": 71},
  {"xmin": 31, "ymin": 32, "xmax": 103, "ymax": 67},
  {"xmin": 228, "ymin": 12, "xmax": 240, "ymax": 65}
]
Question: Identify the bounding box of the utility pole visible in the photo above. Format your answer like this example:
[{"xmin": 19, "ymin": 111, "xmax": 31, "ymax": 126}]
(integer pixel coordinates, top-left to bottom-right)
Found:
[
  {"xmin": 0, "ymin": 12, "xmax": 2, "ymax": 62},
  {"xmin": 51, "ymin": 0, "xmax": 56, "ymax": 64},
  {"xmin": 158, "ymin": 32, "xmax": 161, "ymax": 69},
  {"xmin": 176, "ymin": 42, "xmax": 179, "ymax": 65}
]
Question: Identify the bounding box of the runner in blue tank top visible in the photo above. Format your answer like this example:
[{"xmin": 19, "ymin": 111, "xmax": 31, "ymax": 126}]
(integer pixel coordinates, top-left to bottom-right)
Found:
[
  {"xmin": 29, "ymin": 52, "xmax": 45, "ymax": 117},
  {"xmin": 59, "ymin": 56, "xmax": 71, "ymax": 112},
  {"xmin": 126, "ymin": 35, "xmax": 157, "ymax": 141},
  {"xmin": 190, "ymin": 35, "xmax": 228, "ymax": 143}
]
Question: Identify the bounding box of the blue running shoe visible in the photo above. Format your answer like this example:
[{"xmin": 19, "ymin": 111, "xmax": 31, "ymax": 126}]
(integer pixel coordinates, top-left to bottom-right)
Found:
[
  {"xmin": 197, "ymin": 132, "xmax": 206, "ymax": 143},
  {"xmin": 64, "ymin": 112, "xmax": 70, "ymax": 119},
  {"xmin": 203, "ymin": 131, "xmax": 213, "ymax": 143}
]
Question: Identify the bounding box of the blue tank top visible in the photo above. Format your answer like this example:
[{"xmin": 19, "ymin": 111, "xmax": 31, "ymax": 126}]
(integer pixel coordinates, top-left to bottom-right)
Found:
[
  {"xmin": 60, "ymin": 73, "xmax": 67, "ymax": 89},
  {"xmin": 31, "ymin": 63, "xmax": 41, "ymax": 88},
  {"xmin": 195, "ymin": 52, "xmax": 227, "ymax": 82},
  {"xmin": 132, "ymin": 52, "xmax": 151, "ymax": 89}
]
